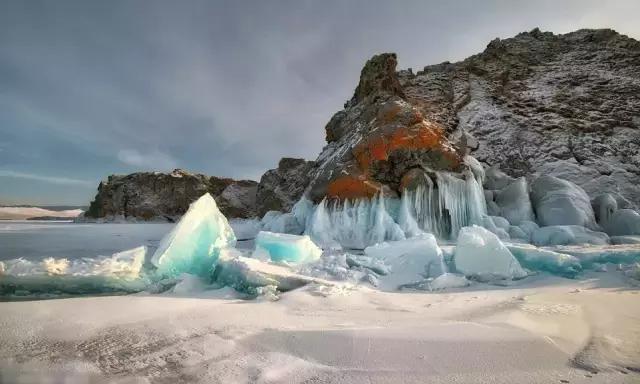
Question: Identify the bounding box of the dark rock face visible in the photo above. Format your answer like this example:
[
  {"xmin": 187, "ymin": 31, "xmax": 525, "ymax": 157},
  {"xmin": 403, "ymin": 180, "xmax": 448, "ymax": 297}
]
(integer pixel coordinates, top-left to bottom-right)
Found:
[
  {"xmin": 307, "ymin": 55, "xmax": 464, "ymax": 202},
  {"xmin": 397, "ymin": 28, "xmax": 640, "ymax": 207},
  {"xmin": 255, "ymin": 158, "xmax": 316, "ymax": 216},
  {"xmin": 84, "ymin": 169, "xmax": 257, "ymax": 221}
]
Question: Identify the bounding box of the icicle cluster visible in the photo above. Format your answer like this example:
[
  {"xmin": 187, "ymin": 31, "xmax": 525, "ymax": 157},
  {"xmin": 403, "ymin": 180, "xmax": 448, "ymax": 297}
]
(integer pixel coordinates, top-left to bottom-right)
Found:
[
  {"xmin": 398, "ymin": 170, "xmax": 486, "ymax": 239},
  {"xmin": 306, "ymin": 194, "xmax": 406, "ymax": 249},
  {"xmin": 281, "ymin": 164, "xmax": 488, "ymax": 248}
]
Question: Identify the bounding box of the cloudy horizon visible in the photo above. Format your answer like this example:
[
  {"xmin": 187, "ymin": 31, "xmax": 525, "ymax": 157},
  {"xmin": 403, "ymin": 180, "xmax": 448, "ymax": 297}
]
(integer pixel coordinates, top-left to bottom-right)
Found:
[{"xmin": 1, "ymin": 0, "xmax": 639, "ymax": 206}]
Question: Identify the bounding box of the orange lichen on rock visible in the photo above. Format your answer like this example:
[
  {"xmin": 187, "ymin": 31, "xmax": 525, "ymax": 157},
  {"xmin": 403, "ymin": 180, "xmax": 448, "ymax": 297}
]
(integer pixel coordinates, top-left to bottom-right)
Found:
[
  {"xmin": 353, "ymin": 120, "xmax": 460, "ymax": 173},
  {"xmin": 326, "ymin": 175, "xmax": 383, "ymax": 200}
]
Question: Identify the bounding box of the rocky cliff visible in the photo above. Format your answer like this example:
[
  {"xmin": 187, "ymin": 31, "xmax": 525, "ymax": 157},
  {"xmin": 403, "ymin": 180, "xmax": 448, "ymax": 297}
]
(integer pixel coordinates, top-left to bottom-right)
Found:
[
  {"xmin": 85, "ymin": 28, "xmax": 640, "ymax": 221},
  {"xmin": 301, "ymin": 28, "xmax": 640, "ymax": 208},
  {"xmin": 83, "ymin": 169, "xmax": 257, "ymax": 221}
]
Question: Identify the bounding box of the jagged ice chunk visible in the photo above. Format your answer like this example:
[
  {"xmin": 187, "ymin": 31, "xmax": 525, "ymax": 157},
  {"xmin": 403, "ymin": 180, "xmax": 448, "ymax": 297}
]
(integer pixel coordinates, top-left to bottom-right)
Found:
[
  {"xmin": 454, "ymin": 225, "xmax": 527, "ymax": 280},
  {"xmin": 254, "ymin": 231, "xmax": 322, "ymax": 263},
  {"xmin": 151, "ymin": 193, "xmax": 236, "ymax": 278}
]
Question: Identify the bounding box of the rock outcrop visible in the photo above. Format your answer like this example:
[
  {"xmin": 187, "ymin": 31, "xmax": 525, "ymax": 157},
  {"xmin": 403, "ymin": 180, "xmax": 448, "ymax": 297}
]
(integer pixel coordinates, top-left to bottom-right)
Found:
[
  {"xmin": 307, "ymin": 53, "xmax": 464, "ymax": 202},
  {"xmin": 84, "ymin": 169, "xmax": 257, "ymax": 221},
  {"xmin": 302, "ymin": 29, "xmax": 640, "ymax": 209},
  {"xmin": 255, "ymin": 158, "xmax": 315, "ymax": 216},
  {"xmin": 83, "ymin": 28, "xmax": 640, "ymax": 224},
  {"xmin": 403, "ymin": 28, "xmax": 640, "ymax": 208}
]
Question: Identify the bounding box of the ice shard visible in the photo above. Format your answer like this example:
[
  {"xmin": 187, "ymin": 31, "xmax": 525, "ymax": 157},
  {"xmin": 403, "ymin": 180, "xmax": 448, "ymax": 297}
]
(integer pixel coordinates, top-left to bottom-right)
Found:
[
  {"xmin": 364, "ymin": 234, "xmax": 445, "ymax": 291},
  {"xmin": 253, "ymin": 231, "xmax": 322, "ymax": 263},
  {"xmin": 454, "ymin": 225, "xmax": 527, "ymax": 280},
  {"xmin": 151, "ymin": 193, "xmax": 236, "ymax": 278}
]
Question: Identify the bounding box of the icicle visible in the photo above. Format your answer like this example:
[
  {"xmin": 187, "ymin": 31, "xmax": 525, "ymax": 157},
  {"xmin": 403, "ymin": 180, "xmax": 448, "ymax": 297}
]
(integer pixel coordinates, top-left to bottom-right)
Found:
[{"xmin": 398, "ymin": 190, "xmax": 423, "ymax": 238}]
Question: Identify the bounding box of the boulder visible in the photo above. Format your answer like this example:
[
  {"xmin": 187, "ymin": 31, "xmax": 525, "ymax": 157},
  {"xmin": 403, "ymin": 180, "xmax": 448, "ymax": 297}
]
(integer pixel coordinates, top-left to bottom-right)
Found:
[
  {"xmin": 256, "ymin": 158, "xmax": 316, "ymax": 216},
  {"xmin": 604, "ymin": 209, "xmax": 640, "ymax": 236},
  {"xmin": 591, "ymin": 193, "xmax": 618, "ymax": 225},
  {"xmin": 494, "ymin": 177, "xmax": 535, "ymax": 225},
  {"xmin": 531, "ymin": 225, "xmax": 609, "ymax": 246},
  {"xmin": 530, "ymin": 176, "xmax": 597, "ymax": 229}
]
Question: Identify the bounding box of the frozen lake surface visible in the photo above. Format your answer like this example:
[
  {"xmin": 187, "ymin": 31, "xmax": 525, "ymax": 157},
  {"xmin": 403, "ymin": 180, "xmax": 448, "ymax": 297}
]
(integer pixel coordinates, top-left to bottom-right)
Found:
[
  {"xmin": 0, "ymin": 221, "xmax": 175, "ymax": 262},
  {"xmin": 0, "ymin": 220, "xmax": 257, "ymax": 262}
]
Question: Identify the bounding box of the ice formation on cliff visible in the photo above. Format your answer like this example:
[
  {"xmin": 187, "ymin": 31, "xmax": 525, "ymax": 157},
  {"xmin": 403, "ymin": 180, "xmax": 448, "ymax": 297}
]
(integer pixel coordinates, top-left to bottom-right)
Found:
[
  {"xmin": 398, "ymin": 170, "xmax": 486, "ymax": 239},
  {"xmin": 306, "ymin": 194, "xmax": 405, "ymax": 249}
]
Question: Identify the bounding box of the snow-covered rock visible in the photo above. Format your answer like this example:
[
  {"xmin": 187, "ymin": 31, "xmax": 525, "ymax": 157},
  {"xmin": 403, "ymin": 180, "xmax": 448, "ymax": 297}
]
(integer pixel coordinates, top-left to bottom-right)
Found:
[
  {"xmin": 604, "ymin": 209, "xmax": 640, "ymax": 236},
  {"xmin": 151, "ymin": 193, "xmax": 236, "ymax": 278},
  {"xmin": 453, "ymin": 225, "xmax": 527, "ymax": 280},
  {"xmin": 494, "ymin": 177, "xmax": 535, "ymax": 225},
  {"xmin": 254, "ymin": 231, "xmax": 322, "ymax": 264},
  {"xmin": 508, "ymin": 225, "xmax": 528, "ymax": 240},
  {"xmin": 84, "ymin": 169, "xmax": 258, "ymax": 221},
  {"xmin": 517, "ymin": 220, "xmax": 539, "ymax": 240},
  {"xmin": 530, "ymin": 176, "xmax": 598, "ymax": 229},
  {"xmin": 531, "ymin": 225, "xmax": 609, "ymax": 246}
]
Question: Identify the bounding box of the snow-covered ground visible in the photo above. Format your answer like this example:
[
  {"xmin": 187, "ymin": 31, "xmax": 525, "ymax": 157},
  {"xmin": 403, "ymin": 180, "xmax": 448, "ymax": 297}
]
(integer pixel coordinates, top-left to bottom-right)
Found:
[
  {"xmin": 1, "ymin": 270, "xmax": 638, "ymax": 383},
  {"xmin": 0, "ymin": 206, "xmax": 83, "ymax": 220},
  {"xmin": 1, "ymin": 201, "xmax": 639, "ymax": 383},
  {"xmin": 0, "ymin": 221, "xmax": 174, "ymax": 261}
]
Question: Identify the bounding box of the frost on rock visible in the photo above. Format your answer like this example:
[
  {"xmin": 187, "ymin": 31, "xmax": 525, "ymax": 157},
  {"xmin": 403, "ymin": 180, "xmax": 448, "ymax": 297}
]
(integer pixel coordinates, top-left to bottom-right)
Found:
[
  {"xmin": 254, "ymin": 231, "xmax": 322, "ymax": 264},
  {"xmin": 604, "ymin": 209, "xmax": 640, "ymax": 236},
  {"xmin": 151, "ymin": 193, "xmax": 236, "ymax": 278},
  {"xmin": 364, "ymin": 234, "xmax": 446, "ymax": 291},
  {"xmin": 531, "ymin": 225, "xmax": 609, "ymax": 246},
  {"xmin": 531, "ymin": 176, "xmax": 597, "ymax": 229},
  {"xmin": 518, "ymin": 221, "xmax": 539, "ymax": 240},
  {"xmin": 610, "ymin": 236, "xmax": 640, "ymax": 245},
  {"xmin": 0, "ymin": 246, "xmax": 148, "ymax": 296},
  {"xmin": 494, "ymin": 177, "xmax": 535, "ymax": 225},
  {"xmin": 453, "ymin": 225, "xmax": 527, "ymax": 280},
  {"xmin": 507, "ymin": 244, "xmax": 582, "ymax": 278}
]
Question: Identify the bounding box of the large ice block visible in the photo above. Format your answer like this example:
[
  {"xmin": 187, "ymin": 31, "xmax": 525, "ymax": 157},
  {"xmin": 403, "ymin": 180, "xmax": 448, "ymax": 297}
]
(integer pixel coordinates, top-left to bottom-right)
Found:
[
  {"xmin": 254, "ymin": 231, "xmax": 322, "ymax": 263},
  {"xmin": 453, "ymin": 225, "xmax": 527, "ymax": 280},
  {"xmin": 364, "ymin": 234, "xmax": 445, "ymax": 291},
  {"xmin": 507, "ymin": 244, "xmax": 582, "ymax": 278},
  {"xmin": 151, "ymin": 193, "xmax": 236, "ymax": 278}
]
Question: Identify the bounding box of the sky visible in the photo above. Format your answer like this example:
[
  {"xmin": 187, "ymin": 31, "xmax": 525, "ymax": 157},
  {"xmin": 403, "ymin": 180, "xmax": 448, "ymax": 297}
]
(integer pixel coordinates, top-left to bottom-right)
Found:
[{"xmin": 1, "ymin": 0, "xmax": 639, "ymax": 206}]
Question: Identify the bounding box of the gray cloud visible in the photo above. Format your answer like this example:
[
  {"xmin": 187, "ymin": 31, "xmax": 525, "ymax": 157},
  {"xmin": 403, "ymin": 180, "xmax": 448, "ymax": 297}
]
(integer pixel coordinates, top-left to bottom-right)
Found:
[
  {"xmin": 0, "ymin": 170, "xmax": 94, "ymax": 187},
  {"xmin": 1, "ymin": 0, "xmax": 639, "ymax": 204}
]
